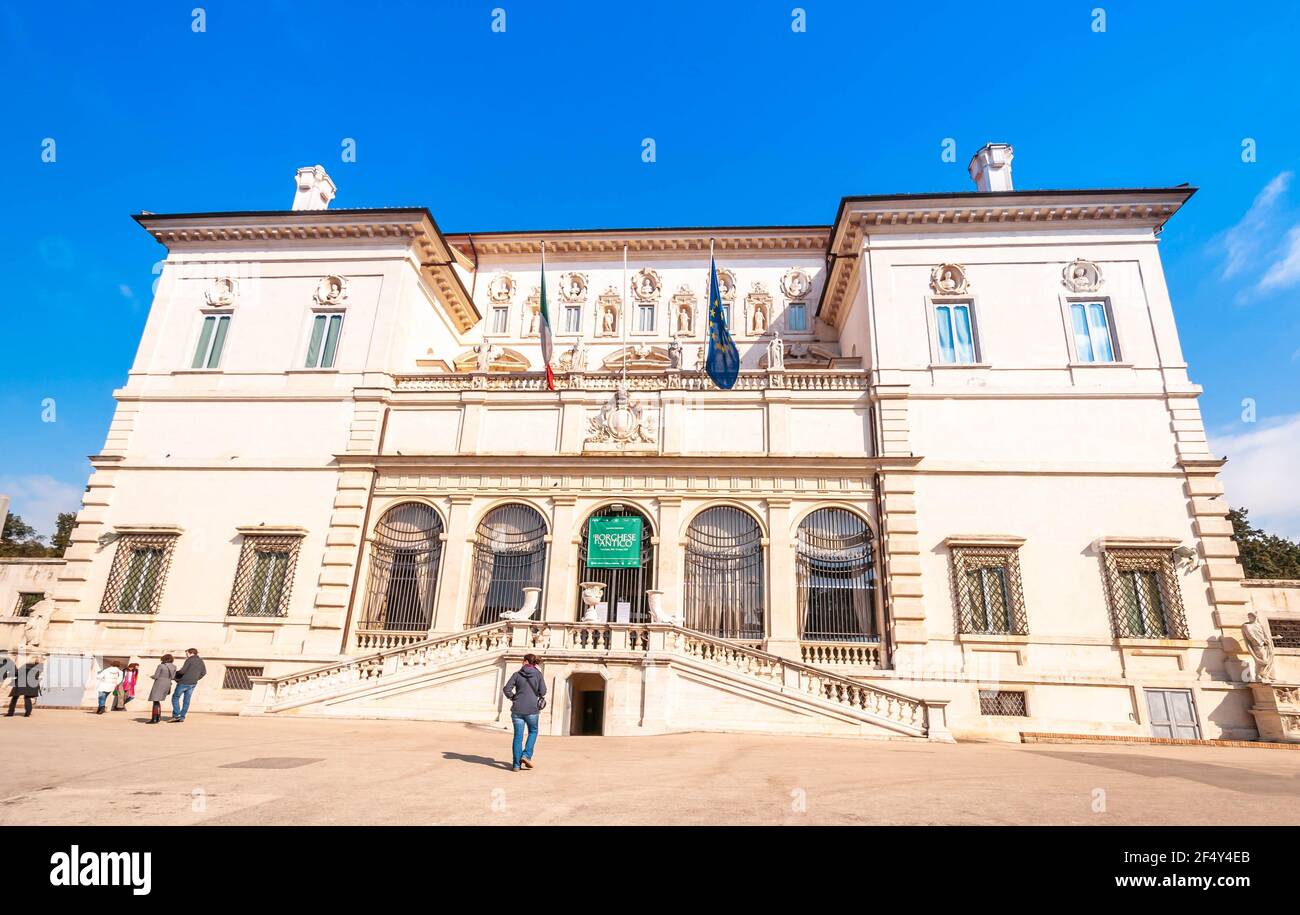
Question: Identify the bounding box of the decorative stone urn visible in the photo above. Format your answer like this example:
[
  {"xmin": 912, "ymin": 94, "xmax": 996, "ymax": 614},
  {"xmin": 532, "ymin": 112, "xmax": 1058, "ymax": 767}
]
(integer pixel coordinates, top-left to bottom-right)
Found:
[
  {"xmin": 646, "ymin": 589, "xmax": 682, "ymax": 626},
  {"xmin": 578, "ymin": 581, "xmax": 607, "ymax": 623},
  {"xmin": 500, "ymin": 587, "xmax": 541, "ymax": 621}
]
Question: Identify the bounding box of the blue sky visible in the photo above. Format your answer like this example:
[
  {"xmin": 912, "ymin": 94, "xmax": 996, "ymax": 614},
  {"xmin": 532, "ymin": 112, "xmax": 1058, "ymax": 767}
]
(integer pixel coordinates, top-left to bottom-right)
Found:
[{"xmin": 1, "ymin": 1, "xmax": 1299, "ymax": 538}]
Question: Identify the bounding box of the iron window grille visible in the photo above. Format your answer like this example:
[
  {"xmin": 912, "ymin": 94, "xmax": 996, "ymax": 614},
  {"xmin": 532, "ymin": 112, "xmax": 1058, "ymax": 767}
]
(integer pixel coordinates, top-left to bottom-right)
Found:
[
  {"xmin": 951, "ymin": 546, "xmax": 1028, "ymax": 635},
  {"xmin": 683, "ymin": 506, "xmax": 765, "ymax": 640},
  {"xmin": 467, "ymin": 504, "xmax": 548, "ymax": 627},
  {"xmin": 227, "ymin": 533, "xmax": 304, "ymax": 618},
  {"xmin": 222, "ymin": 666, "xmax": 264, "ymax": 690},
  {"xmin": 1102, "ymin": 547, "xmax": 1189, "ymax": 640},
  {"xmin": 1269, "ymin": 618, "xmax": 1300, "ymax": 649},
  {"xmin": 575, "ymin": 505, "xmax": 656, "ymax": 623},
  {"xmin": 99, "ymin": 533, "xmax": 178, "ymax": 615},
  {"xmin": 796, "ymin": 508, "xmax": 878, "ymax": 642},
  {"xmin": 978, "ymin": 690, "xmax": 1028, "ymax": 716},
  {"xmin": 361, "ymin": 503, "xmax": 445, "ymax": 632},
  {"xmin": 15, "ymin": 592, "xmax": 45, "ymax": 617}
]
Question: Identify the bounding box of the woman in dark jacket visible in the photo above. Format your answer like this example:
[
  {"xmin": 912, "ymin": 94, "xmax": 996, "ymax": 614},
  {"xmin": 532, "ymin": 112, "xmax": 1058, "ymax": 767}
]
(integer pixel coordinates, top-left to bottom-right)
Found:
[
  {"xmin": 146, "ymin": 654, "xmax": 176, "ymax": 724},
  {"xmin": 502, "ymin": 654, "xmax": 546, "ymax": 771},
  {"xmin": 5, "ymin": 655, "xmax": 44, "ymax": 718}
]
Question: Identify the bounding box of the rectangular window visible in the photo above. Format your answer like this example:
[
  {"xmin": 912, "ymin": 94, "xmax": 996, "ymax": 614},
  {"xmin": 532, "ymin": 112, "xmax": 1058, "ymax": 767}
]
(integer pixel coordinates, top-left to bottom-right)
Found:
[
  {"xmin": 637, "ymin": 302, "xmax": 656, "ymax": 332},
  {"xmin": 491, "ymin": 306, "xmax": 509, "ymax": 335},
  {"xmin": 786, "ymin": 302, "xmax": 808, "ymax": 332},
  {"xmin": 1103, "ymin": 547, "xmax": 1188, "ymax": 639},
  {"xmin": 15, "ymin": 592, "xmax": 44, "ymax": 617},
  {"xmin": 227, "ymin": 533, "xmax": 303, "ymax": 618},
  {"xmin": 979, "ymin": 690, "xmax": 1028, "ymax": 716},
  {"xmin": 191, "ymin": 313, "xmax": 231, "ymax": 369},
  {"xmin": 222, "ymin": 666, "xmax": 264, "ymax": 690},
  {"xmin": 1270, "ymin": 618, "xmax": 1300, "ymax": 648},
  {"xmin": 100, "ymin": 534, "xmax": 178, "ymax": 615},
  {"xmin": 950, "ymin": 543, "xmax": 1028, "ymax": 635},
  {"xmin": 563, "ymin": 304, "xmax": 582, "ymax": 334},
  {"xmin": 1070, "ymin": 301, "xmax": 1116, "ymax": 362},
  {"xmin": 305, "ymin": 312, "xmax": 344, "ymax": 368},
  {"xmin": 722, "ymin": 303, "xmax": 732, "ymax": 329},
  {"xmin": 934, "ymin": 303, "xmax": 977, "ymax": 364}
]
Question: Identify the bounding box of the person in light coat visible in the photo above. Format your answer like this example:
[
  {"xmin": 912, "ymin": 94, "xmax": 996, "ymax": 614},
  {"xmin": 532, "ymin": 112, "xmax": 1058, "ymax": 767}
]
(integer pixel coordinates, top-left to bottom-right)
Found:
[
  {"xmin": 95, "ymin": 662, "xmax": 124, "ymax": 715},
  {"xmin": 146, "ymin": 654, "xmax": 176, "ymax": 725}
]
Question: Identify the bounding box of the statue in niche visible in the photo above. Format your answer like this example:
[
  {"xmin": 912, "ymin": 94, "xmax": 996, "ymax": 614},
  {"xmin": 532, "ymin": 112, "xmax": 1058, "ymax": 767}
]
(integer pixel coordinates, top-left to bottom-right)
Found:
[
  {"xmin": 1241, "ymin": 612, "xmax": 1276, "ymax": 683},
  {"xmin": 751, "ymin": 300, "xmax": 769, "ymax": 335},
  {"xmin": 527, "ymin": 306, "xmax": 540, "ymax": 336},
  {"xmin": 601, "ymin": 304, "xmax": 616, "ymax": 335},
  {"xmin": 677, "ymin": 302, "xmax": 693, "ymax": 335}
]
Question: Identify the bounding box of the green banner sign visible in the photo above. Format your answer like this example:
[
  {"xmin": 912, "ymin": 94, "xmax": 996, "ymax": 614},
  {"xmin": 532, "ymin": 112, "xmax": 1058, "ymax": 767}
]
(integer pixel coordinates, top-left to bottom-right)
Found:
[{"xmin": 587, "ymin": 516, "xmax": 643, "ymax": 569}]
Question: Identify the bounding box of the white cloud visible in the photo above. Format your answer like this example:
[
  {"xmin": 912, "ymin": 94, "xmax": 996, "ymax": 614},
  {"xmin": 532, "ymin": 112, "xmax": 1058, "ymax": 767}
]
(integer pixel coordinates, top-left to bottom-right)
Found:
[
  {"xmin": 0, "ymin": 475, "xmax": 83, "ymax": 541},
  {"xmin": 1259, "ymin": 225, "xmax": 1300, "ymax": 292},
  {"xmin": 1220, "ymin": 171, "xmax": 1292, "ymax": 280},
  {"xmin": 1210, "ymin": 412, "xmax": 1300, "ymax": 540}
]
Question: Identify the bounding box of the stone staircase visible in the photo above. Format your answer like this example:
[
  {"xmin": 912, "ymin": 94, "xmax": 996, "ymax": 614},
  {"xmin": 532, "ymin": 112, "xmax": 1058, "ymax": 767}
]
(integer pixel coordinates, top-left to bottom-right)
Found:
[{"xmin": 244, "ymin": 621, "xmax": 950, "ymax": 741}]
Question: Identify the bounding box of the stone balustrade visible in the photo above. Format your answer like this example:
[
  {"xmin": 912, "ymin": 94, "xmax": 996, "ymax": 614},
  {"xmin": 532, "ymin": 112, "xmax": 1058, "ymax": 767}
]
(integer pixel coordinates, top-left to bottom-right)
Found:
[
  {"xmin": 392, "ymin": 369, "xmax": 869, "ymax": 394},
  {"xmin": 247, "ymin": 619, "xmax": 945, "ymax": 738},
  {"xmin": 800, "ymin": 641, "xmax": 883, "ymax": 669}
]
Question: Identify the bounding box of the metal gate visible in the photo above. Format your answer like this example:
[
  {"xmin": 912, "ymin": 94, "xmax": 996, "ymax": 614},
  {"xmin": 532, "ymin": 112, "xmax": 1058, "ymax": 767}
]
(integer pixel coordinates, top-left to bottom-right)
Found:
[
  {"xmin": 1145, "ymin": 688, "xmax": 1201, "ymax": 740},
  {"xmin": 467, "ymin": 503, "xmax": 548, "ymax": 627},
  {"xmin": 576, "ymin": 505, "xmax": 656, "ymax": 622},
  {"xmin": 796, "ymin": 507, "xmax": 877, "ymax": 641},
  {"xmin": 683, "ymin": 506, "xmax": 765, "ymax": 640},
  {"xmin": 360, "ymin": 503, "xmax": 445, "ymax": 632}
]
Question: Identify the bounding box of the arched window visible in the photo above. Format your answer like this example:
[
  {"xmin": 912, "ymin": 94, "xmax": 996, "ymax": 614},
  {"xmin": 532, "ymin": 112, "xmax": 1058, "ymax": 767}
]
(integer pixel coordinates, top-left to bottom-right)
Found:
[
  {"xmin": 467, "ymin": 503, "xmax": 548, "ymax": 627},
  {"xmin": 576, "ymin": 504, "xmax": 656, "ymax": 622},
  {"xmin": 361, "ymin": 503, "xmax": 444, "ymax": 632},
  {"xmin": 796, "ymin": 508, "xmax": 877, "ymax": 642},
  {"xmin": 684, "ymin": 506, "xmax": 765, "ymax": 639}
]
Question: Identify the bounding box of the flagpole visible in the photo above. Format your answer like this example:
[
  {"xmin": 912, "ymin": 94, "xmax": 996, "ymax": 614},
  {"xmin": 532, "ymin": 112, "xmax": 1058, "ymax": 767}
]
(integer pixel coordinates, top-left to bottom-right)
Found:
[{"xmin": 622, "ymin": 242, "xmax": 629, "ymax": 386}]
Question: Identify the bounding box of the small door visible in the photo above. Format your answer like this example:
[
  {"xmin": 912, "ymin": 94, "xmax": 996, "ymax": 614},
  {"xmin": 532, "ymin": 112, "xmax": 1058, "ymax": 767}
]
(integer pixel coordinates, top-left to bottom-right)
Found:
[{"xmin": 1145, "ymin": 688, "xmax": 1200, "ymax": 740}]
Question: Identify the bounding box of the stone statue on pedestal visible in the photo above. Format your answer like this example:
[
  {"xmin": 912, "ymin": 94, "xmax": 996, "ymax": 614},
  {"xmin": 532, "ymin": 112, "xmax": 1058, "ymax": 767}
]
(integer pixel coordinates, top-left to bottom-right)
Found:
[{"xmin": 1242, "ymin": 612, "xmax": 1276, "ymax": 683}]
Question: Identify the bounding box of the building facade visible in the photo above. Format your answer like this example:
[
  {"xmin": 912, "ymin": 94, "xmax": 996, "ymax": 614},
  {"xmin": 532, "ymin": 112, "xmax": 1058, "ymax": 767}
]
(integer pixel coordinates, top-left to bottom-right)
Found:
[{"xmin": 8, "ymin": 151, "xmax": 1299, "ymax": 741}]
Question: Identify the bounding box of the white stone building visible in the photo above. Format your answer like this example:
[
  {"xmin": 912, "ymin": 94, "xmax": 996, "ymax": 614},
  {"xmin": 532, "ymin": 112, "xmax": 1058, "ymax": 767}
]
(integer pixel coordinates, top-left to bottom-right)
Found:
[{"xmin": 7, "ymin": 150, "xmax": 1300, "ymax": 742}]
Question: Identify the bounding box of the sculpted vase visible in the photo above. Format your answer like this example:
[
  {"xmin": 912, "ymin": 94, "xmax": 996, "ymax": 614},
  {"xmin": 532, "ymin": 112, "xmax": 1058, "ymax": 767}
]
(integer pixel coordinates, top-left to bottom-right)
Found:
[{"xmin": 578, "ymin": 581, "xmax": 607, "ymax": 623}]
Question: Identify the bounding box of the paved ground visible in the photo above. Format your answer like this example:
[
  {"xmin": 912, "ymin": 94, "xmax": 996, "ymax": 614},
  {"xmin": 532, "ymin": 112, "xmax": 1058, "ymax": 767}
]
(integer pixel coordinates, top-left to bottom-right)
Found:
[{"xmin": 1, "ymin": 709, "xmax": 1297, "ymax": 825}]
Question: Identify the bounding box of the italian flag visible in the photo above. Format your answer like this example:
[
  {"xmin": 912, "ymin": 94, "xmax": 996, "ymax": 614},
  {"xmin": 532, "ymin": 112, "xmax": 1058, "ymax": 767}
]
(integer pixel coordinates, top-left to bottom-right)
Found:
[{"xmin": 540, "ymin": 240, "xmax": 555, "ymax": 390}]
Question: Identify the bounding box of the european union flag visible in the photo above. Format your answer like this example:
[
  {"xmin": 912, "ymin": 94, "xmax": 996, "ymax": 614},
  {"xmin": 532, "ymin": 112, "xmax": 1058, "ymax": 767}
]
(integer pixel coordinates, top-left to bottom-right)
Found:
[{"xmin": 705, "ymin": 253, "xmax": 740, "ymax": 390}]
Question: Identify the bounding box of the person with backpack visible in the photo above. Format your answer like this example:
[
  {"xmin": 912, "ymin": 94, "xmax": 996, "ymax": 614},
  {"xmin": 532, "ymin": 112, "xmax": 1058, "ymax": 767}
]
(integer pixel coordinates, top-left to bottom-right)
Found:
[{"xmin": 501, "ymin": 654, "xmax": 546, "ymax": 771}]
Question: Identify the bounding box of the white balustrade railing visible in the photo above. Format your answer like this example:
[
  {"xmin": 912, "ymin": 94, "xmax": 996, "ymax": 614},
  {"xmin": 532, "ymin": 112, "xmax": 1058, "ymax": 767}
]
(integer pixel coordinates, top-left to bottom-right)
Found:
[
  {"xmin": 800, "ymin": 641, "xmax": 883, "ymax": 669},
  {"xmin": 248, "ymin": 619, "xmax": 931, "ymax": 736},
  {"xmin": 392, "ymin": 370, "xmax": 869, "ymax": 394}
]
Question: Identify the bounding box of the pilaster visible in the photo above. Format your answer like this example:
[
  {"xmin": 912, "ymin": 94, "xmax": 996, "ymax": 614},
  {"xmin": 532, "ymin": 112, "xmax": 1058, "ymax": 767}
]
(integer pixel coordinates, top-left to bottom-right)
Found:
[
  {"xmin": 431, "ymin": 494, "xmax": 475, "ymax": 633},
  {"xmin": 543, "ymin": 495, "xmax": 578, "ymax": 621}
]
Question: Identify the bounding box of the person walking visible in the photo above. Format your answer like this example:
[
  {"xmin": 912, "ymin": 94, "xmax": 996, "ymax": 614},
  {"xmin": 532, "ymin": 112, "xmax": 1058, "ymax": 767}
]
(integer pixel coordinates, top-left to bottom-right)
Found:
[
  {"xmin": 146, "ymin": 654, "xmax": 176, "ymax": 724},
  {"xmin": 170, "ymin": 649, "xmax": 206, "ymax": 723},
  {"xmin": 115, "ymin": 662, "xmax": 139, "ymax": 712},
  {"xmin": 95, "ymin": 661, "xmax": 124, "ymax": 715},
  {"xmin": 0, "ymin": 654, "xmax": 15, "ymax": 693},
  {"xmin": 6, "ymin": 655, "xmax": 44, "ymax": 718},
  {"xmin": 502, "ymin": 654, "xmax": 546, "ymax": 771}
]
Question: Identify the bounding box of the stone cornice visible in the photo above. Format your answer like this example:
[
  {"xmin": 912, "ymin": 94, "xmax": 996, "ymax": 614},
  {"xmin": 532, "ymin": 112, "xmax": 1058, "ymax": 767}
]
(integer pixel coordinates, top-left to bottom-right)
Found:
[
  {"xmin": 443, "ymin": 227, "xmax": 830, "ymax": 259},
  {"xmin": 133, "ymin": 208, "xmax": 481, "ymax": 333}
]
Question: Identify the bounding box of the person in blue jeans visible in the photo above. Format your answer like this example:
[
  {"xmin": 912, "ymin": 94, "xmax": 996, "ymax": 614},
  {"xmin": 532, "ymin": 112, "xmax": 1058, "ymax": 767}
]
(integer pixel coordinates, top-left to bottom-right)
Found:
[
  {"xmin": 170, "ymin": 648, "xmax": 207, "ymax": 722},
  {"xmin": 502, "ymin": 654, "xmax": 546, "ymax": 771}
]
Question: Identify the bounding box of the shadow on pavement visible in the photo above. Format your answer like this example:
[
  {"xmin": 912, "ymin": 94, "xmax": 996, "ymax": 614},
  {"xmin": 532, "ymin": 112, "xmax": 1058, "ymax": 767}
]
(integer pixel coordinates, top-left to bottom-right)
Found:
[{"xmin": 442, "ymin": 751, "xmax": 512, "ymax": 770}]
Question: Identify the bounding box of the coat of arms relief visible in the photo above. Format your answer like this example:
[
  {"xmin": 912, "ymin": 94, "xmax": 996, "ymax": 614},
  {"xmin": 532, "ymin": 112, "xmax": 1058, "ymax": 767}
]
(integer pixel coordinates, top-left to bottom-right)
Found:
[{"xmin": 584, "ymin": 381, "xmax": 657, "ymax": 450}]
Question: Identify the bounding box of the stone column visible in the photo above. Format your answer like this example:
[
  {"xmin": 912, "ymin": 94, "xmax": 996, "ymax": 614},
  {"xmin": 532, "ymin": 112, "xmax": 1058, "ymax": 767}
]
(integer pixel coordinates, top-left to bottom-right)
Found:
[
  {"xmin": 543, "ymin": 495, "xmax": 578, "ymax": 621},
  {"xmin": 431, "ymin": 494, "xmax": 474, "ymax": 634},
  {"xmin": 656, "ymin": 497, "xmax": 683, "ymax": 618},
  {"xmin": 765, "ymin": 498, "xmax": 801, "ymax": 660}
]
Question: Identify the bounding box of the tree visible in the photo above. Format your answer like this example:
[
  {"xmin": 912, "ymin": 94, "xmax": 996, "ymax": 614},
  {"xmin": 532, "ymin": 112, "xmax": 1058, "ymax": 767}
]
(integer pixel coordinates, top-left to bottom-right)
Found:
[
  {"xmin": 1228, "ymin": 507, "xmax": 1300, "ymax": 581},
  {"xmin": 50, "ymin": 512, "xmax": 77, "ymax": 556},
  {"xmin": 0, "ymin": 512, "xmax": 49, "ymax": 558}
]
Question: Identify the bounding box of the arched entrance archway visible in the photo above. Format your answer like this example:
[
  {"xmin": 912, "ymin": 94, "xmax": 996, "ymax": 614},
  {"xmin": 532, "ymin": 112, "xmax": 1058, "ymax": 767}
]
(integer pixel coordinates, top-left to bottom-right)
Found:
[
  {"xmin": 360, "ymin": 502, "xmax": 445, "ymax": 632},
  {"xmin": 796, "ymin": 507, "xmax": 877, "ymax": 641},
  {"xmin": 575, "ymin": 504, "xmax": 656, "ymax": 622},
  {"xmin": 467, "ymin": 503, "xmax": 548, "ymax": 627},
  {"xmin": 683, "ymin": 505, "xmax": 765, "ymax": 639}
]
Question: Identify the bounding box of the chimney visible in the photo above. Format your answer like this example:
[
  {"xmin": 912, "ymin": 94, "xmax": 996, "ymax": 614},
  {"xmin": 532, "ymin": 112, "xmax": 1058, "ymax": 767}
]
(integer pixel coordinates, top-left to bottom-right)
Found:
[
  {"xmin": 291, "ymin": 165, "xmax": 337, "ymax": 210},
  {"xmin": 968, "ymin": 143, "xmax": 1014, "ymax": 193}
]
